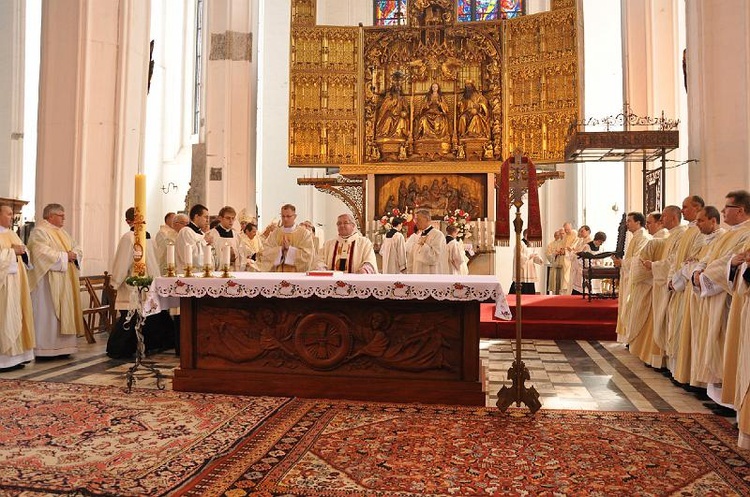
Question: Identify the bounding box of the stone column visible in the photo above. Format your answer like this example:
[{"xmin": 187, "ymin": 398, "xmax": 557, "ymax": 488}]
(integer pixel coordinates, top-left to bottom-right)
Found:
[
  {"xmin": 36, "ymin": 0, "xmax": 150, "ymax": 274},
  {"xmin": 0, "ymin": 0, "xmax": 25, "ymax": 201},
  {"xmin": 686, "ymin": 0, "xmax": 750, "ymax": 206},
  {"xmin": 200, "ymin": 0, "xmax": 257, "ymax": 219},
  {"xmin": 622, "ymin": 0, "xmax": 688, "ymax": 212}
]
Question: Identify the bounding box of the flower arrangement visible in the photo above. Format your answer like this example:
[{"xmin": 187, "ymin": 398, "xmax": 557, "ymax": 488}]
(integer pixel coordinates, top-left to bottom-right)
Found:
[
  {"xmin": 378, "ymin": 207, "xmax": 412, "ymax": 235},
  {"xmin": 443, "ymin": 209, "xmax": 472, "ymax": 240}
]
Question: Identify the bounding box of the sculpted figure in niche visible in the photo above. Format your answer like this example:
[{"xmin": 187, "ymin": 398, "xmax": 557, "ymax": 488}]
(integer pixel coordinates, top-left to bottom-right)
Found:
[
  {"xmin": 457, "ymin": 80, "xmax": 490, "ymax": 139},
  {"xmin": 414, "ymin": 83, "xmax": 450, "ymax": 141},
  {"xmin": 375, "ymin": 82, "xmax": 410, "ymax": 140}
]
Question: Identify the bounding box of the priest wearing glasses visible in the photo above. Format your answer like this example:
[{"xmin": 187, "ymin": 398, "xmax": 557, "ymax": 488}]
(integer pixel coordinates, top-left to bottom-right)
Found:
[{"xmin": 313, "ymin": 213, "xmax": 377, "ymax": 274}]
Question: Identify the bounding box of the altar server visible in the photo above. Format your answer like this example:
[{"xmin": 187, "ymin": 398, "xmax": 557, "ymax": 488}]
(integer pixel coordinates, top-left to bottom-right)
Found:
[
  {"xmin": 406, "ymin": 208, "xmax": 447, "ymax": 274},
  {"xmin": 209, "ymin": 206, "xmax": 240, "ymax": 270},
  {"xmin": 380, "ymin": 217, "xmax": 407, "ymax": 274}
]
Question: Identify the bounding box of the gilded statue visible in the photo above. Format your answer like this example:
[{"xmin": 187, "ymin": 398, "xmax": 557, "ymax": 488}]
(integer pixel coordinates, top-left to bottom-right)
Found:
[
  {"xmin": 457, "ymin": 80, "xmax": 490, "ymax": 139},
  {"xmin": 414, "ymin": 83, "xmax": 451, "ymax": 141},
  {"xmin": 375, "ymin": 83, "xmax": 410, "ymax": 141}
]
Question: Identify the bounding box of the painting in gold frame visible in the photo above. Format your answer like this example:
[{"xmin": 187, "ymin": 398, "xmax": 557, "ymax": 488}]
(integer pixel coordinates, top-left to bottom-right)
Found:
[{"xmin": 375, "ymin": 173, "xmax": 487, "ymax": 221}]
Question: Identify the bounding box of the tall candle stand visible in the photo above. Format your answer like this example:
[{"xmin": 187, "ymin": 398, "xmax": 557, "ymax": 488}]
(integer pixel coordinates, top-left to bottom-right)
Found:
[{"xmin": 123, "ymin": 276, "xmax": 165, "ymax": 393}]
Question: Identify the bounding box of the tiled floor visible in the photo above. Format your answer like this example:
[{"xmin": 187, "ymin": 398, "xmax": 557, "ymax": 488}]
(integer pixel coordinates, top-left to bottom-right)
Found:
[{"xmin": 2, "ymin": 335, "xmax": 713, "ymax": 414}]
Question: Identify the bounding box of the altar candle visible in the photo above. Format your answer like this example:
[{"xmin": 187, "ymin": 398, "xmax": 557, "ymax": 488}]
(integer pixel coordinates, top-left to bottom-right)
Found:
[
  {"xmin": 167, "ymin": 243, "xmax": 175, "ymax": 266},
  {"xmin": 195, "ymin": 243, "xmax": 203, "ymax": 267},
  {"xmin": 132, "ymin": 174, "xmax": 147, "ymax": 276},
  {"xmin": 184, "ymin": 243, "xmax": 192, "ymax": 266},
  {"xmin": 222, "ymin": 242, "xmax": 231, "ymax": 267},
  {"xmin": 203, "ymin": 243, "xmax": 212, "ymax": 268}
]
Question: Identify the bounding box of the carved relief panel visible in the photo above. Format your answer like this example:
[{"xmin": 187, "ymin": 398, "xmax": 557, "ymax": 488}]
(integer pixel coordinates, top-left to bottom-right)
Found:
[{"xmin": 289, "ymin": 0, "xmax": 581, "ymax": 171}]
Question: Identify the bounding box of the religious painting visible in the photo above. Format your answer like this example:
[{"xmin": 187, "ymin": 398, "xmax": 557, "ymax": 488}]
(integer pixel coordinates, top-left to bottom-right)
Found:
[{"xmin": 375, "ymin": 173, "xmax": 487, "ymax": 220}]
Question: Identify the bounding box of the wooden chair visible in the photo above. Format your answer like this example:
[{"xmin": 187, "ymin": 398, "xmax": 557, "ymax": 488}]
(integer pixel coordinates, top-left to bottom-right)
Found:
[
  {"xmin": 79, "ymin": 272, "xmax": 116, "ymax": 343},
  {"xmin": 579, "ymin": 252, "xmax": 620, "ymax": 301}
]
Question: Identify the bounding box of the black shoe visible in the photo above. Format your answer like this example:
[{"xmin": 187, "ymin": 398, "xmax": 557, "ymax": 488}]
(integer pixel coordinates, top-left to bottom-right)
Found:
[
  {"xmin": 711, "ymin": 406, "xmax": 736, "ymax": 417},
  {"xmin": 0, "ymin": 363, "xmax": 25, "ymax": 373}
]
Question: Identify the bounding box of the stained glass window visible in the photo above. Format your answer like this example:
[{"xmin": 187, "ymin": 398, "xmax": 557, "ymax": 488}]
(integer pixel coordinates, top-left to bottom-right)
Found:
[
  {"xmin": 457, "ymin": 0, "xmax": 524, "ymax": 22},
  {"xmin": 374, "ymin": 0, "xmax": 408, "ymax": 26}
]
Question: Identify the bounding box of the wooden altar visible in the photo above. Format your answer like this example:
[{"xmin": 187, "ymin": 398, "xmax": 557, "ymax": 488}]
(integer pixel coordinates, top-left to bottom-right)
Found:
[{"xmin": 155, "ymin": 273, "xmax": 510, "ymax": 405}]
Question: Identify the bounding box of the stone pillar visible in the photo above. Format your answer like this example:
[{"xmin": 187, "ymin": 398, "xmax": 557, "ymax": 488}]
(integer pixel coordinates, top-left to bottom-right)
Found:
[
  {"xmin": 0, "ymin": 0, "xmax": 25, "ymax": 201},
  {"xmin": 201, "ymin": 0, "xmax": 257, "ymax": 219},
  {"xmin": 622, "ymin": 0, "xmax": 688, "ymax": 212},
  {"xmin": 36, "ymin": 0, "xmax": 150, "ymax": 274},
  {"xmin": 686, "ymin": 0, "xmax": 750, "ymax": 206}
]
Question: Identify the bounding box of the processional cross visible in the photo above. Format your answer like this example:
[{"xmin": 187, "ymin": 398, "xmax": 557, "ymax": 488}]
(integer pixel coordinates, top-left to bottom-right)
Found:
[{"xmin": 495, "ymin": 149, "xmax": 542, "ymax": 414}]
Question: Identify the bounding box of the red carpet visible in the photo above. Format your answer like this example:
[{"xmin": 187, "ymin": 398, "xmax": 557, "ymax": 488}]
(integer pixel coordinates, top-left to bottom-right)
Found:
[
  {"xmin": 3, "ymin": 380, "xmax": 749, "ymax": 497},
  {"xmin": 180, "ymin": 401, "xmax": 750, "ymax": 496},
  {"xmin": 481, "ymin": 295, "xmax": 618, "ymax": 341}
]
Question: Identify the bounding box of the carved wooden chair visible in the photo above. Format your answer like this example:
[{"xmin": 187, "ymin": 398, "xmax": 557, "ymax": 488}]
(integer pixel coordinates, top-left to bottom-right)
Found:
[{"xmin": 79, "ymin": 272, "xmax": 116, "ymax": 343}]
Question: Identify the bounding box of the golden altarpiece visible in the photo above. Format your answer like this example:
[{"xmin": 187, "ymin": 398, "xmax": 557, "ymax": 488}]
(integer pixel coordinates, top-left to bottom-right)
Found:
[{"xmin": 289, "ymin": 0, "xmax": 582, "ymax": 229}]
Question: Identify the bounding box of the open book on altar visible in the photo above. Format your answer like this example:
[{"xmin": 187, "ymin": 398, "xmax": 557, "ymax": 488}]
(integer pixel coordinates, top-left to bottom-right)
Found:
[{"xmin": 305, "ymin": 270, "xmax": 344, "ymax": 277}]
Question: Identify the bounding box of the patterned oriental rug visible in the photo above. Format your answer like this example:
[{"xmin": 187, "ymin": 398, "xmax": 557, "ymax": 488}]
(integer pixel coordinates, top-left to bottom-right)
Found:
[{"xmin": 2, "ymin": 380, "xmax": 750, "ymax": 496}]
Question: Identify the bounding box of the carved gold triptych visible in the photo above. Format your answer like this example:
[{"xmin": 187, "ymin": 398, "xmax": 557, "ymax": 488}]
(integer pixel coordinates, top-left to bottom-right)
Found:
[{"xmin": 289, "ymin": 0, "xmax": 581, "ymax": 219}]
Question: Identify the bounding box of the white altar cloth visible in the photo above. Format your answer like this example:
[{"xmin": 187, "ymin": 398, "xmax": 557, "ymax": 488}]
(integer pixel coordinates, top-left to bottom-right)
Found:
[{"xmin": 154, "ymin": 272, "xmax": 511, "ymax": 320}]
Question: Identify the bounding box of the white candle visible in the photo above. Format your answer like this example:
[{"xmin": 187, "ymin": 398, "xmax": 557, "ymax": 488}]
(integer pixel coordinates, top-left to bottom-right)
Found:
[
  {"xmin": 203, "ymin": 244, "xmax": 212, "ymax": 268},
  {"xmin": 167, "ymin": 244, "xmax": 175, "ymax": 265},
  {"xmin": 196, "ymin": 243, "xmax": 203, "ymax": 267},
  {"xmin": 185, "ymin": 243, "xmax": 193, "ymax": 266},
  {"xmin": 222, "ymin": 242, "xmax": 231, "ymax": 267}
]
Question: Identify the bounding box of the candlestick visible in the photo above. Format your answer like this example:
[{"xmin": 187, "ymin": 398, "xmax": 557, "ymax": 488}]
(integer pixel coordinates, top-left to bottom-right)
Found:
[
  {"xmin": 203, "ymin": 244, "xmax": 212, "ymax": 269},
  {"xmin": 222, "ymin": 242, "xmax": 231, "ymax": 268},
  {"xmin": 184, "ymin": 242, "xmax": 193, "ymax": 267},
  {"xmin": 167, "ymin": 243, "xmax": 175, "ymax": 266},
  {"xmin": 132, "ymin": 174, "xmax": 147, "ymax": 276},
  {"xmin": 196, "ymin": 245, "xmax": 203, "ymax": 268}
]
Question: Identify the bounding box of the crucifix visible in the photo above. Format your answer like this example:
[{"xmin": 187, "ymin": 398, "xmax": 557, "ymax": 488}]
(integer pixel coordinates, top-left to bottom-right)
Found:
[{"xmin": 495, "ymin": 149, "xmax": 542, "ymax": 414}]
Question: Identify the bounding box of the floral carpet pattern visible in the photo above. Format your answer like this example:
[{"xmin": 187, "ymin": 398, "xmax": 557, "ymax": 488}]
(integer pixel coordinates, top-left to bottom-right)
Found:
[
  {"xmin": 2, "ymin": 379, "xmax": 750, "ymax": 496},
  {"xmin": 180, "ymin": 401, "xmax": 750, "ymax": 497},
  {"xmin": 0, "ymin": 379, "xmax": 289, "ymax": 496}
]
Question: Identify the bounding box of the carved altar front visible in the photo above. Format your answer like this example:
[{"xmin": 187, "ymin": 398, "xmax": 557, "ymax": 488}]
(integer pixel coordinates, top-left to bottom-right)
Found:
[{"xmin": 157, "ymin": 273, "xmax": 511, "ymax": 405}]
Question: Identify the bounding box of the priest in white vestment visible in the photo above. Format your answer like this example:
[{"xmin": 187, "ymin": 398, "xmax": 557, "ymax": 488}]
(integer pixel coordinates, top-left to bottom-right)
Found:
[
  {"xmin": 665, "ymin": 195, "xmax": 705, "ymax": 381},
  {"xmin": 615, "ymin": 212, "xmax": 650, "ymax": 343},
  {"xmin": 153, "ymin": 212, "xmax": 177, "ymax": 275},
  {"xmin": 258, "ymin": 204, "xmax": 314, "ymax": 272},
  {"xmin": 175, "ymin": 205, "xmax": 214, "ymax": 273},
  {"xmin": 379, "ymin": 217, "xmax": 407, "ymax": 274},
  {"xmin": 571, "ymin": 231, "xmax": 607, "ymax": 295},
  {"xmin": 646, "ymin": 206, "xmax": 686, "ymax": 364},
  {"xmin": 209, "ymin": 206, "xmax": 240, "ymax": 270},
  {"xmin": 445, "ymin": 224, "xmax": 469, "ymax": 276},
  {"xmin": 0, "ymin": 203, "xmax": 35, "ymax": 370},
  {"xmin": 406, "ymin": 208, "xmax": 447, "ymax": 274},
  {"xmin": 567, "ymin": 225, "xmax": 592, "ymax": 295},
  {"xmin": 559, "ymin": 222, "xmax": 578, "ymax": 294},
  {"xmin": 510, "ymin": 229, "xmax": 544, "ymax": 294},
  {"xmin": 238, "ymin": 222, "xmax": 263, "ymax": 271},
  {"xmin": 646, "ymin": 211, "xmax": 668, "ymax": 239},
  {"xmin": 313, "ymin": 213, "xmax": 377, "ymax": 274},
  {"xmin": 27, "ymin": 203, "xmax": 84, "ymax": 358},
  {"xmin": 735, "ymin": 256, "xmax": 750, "ymax": 449},
  {"xmin": 693, "ymin": 191, "xmax": 750, "ymax": 406}
]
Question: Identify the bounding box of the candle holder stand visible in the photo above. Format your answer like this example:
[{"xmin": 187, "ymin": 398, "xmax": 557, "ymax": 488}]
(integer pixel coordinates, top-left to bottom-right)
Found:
[
  {"xmin": 123, "ymin": 277, "xmax": 165, "ymax": 393},
  {"xmin": 203, "ymin": 264, "xmax": 213, "ymax": 278},
  {"xmin": 183, "ymin": 264, "xmax": 194, "ymax": 277},
  {"xmin": 221, "ymin": 264, "xmax": 232, "ymax": 278},
  {"xmin": 166, "ymin": 263, "xmax": 176, "ymax": 277}
]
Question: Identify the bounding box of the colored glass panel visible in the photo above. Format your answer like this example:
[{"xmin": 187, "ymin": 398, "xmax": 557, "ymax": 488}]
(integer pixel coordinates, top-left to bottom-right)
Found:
[
  {"xmin": 375, "ymin": 0, "xmax": 407, "ymax": 26},
  {"xmin": 456, "ymin": 0, "xmax": 523, "ymax": 22}
]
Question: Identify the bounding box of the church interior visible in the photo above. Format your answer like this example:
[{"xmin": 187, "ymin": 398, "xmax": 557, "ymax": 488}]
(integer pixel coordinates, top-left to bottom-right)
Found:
[{"xmin": 1, "ymin": 0, "xmax": 750, "ymax": 494}]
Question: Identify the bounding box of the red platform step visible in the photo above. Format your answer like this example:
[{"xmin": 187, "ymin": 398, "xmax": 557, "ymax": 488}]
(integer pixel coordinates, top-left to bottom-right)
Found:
[{"xmin": 481, "ymin": 295, "xmax": 618, "ymax": 341}]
